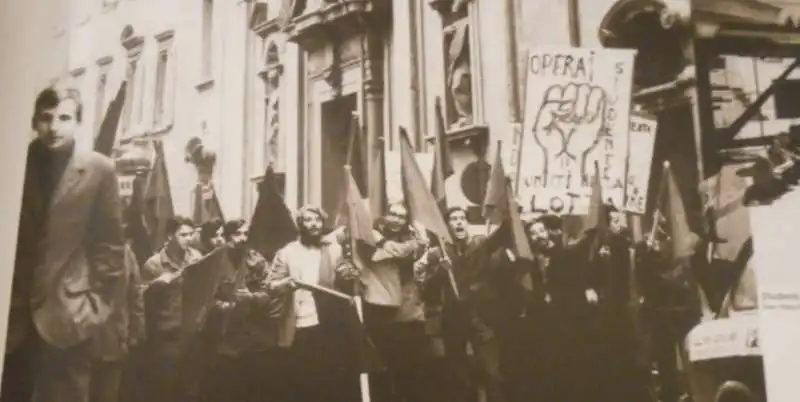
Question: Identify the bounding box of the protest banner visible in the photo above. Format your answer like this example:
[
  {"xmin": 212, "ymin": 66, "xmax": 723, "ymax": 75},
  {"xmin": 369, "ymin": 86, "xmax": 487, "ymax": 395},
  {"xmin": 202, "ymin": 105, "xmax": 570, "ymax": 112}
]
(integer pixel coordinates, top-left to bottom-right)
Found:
[
  {"xmin": 624, "ymin": 113, "xmax": 658, "ymax": 214},
  {"xmin": 385, "ymin": 149, "xmax": 434, "ymax": 203},
  {"xmin": 517, "ymin": 46, "xmax": 636, "ymax": 215}
]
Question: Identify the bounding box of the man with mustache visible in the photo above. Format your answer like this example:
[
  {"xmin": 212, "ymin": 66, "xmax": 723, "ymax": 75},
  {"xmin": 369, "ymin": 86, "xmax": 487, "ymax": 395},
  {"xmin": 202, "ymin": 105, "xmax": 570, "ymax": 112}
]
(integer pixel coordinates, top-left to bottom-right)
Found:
[
  {"xmin": 267, "ymin": 205, "xmax": 358, "ymax": 402},
  {"xmin": 358, "ymin": 202, "xmax": 431, "ymax": 402},
  {"xmin": 203, "ymin": 219, "xmax": 279, "ymax": 402},
  {"xmin": 3, "ymin": 85, "xmax": 125, "ymax": 402},
  {"xmin": 416, "ymin": 206, "xmax": 503, "ymax": 402}
]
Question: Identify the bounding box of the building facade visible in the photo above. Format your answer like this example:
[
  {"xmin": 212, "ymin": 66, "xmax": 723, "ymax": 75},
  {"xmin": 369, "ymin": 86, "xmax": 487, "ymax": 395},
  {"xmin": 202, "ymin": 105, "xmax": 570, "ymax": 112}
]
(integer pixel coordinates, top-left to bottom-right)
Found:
[{"xmin": 49, "ymin": 0, "xmax": 800, "ymax": 228}]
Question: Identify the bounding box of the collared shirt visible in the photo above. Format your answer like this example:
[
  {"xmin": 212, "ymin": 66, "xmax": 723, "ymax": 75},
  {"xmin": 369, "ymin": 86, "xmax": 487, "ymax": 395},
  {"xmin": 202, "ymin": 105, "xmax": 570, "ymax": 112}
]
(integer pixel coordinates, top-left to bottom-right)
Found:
[{"xmin": 142, "ymin": 246, "xmax": 202, "ymax": 336}]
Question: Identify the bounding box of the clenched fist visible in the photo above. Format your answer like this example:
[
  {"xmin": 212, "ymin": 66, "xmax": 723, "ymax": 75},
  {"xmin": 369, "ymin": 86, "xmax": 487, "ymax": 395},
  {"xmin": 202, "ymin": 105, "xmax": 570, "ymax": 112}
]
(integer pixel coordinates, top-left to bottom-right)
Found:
[{"xmin": 532, "ymin": 83, "xmax": 607, "ymax": 176}]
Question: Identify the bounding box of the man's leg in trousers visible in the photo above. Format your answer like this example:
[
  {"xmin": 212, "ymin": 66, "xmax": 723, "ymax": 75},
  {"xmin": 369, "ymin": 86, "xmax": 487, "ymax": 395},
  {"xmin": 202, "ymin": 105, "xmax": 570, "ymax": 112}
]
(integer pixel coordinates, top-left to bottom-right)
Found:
[
  {"xmin": 472, "ymin": 338, "xmax": 504, "ymax": 402},
  {"xmin": 89, "ymin": 360, "xmax": 123, "ymax": 402},
  {"xmin": 33, "ymin": 341, "xmax": 92, "ymax": 402},
  {"xmin": 653, "ymin": 316, "xmax": 681, "ymax": 402}
]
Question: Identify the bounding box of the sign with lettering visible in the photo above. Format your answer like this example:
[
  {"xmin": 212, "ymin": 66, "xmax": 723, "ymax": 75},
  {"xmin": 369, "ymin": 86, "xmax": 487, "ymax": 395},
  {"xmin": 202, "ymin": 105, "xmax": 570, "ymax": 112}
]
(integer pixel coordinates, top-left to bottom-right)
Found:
[
  {"xmin": 517, "ymin": 46, "xmax": 636, "ymax": 215},
  {"xmin": 625, "ymin": 113, "xmax": 658, "ymax": 214},
  {"xmin": 384, "ymin": 150, "xmax": 434, "ymax": 203},
  {"xmin": 118, "ymin": 175, "xmax": 134, "ymax": 197},
  {"xmin": 686, "ymin": 315, "xmax": 761, "ymax": 362}
]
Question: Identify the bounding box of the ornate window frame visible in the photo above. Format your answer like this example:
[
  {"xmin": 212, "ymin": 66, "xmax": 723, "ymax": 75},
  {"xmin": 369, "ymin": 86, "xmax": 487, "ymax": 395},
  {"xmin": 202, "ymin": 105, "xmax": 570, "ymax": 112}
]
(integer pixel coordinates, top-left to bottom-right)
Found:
[
  {"xmin": 120, "ymin": 25, "xmax": 146, "ymax": 139},
  {"xmin": 153, "ymin": 30, "xmax": 176, "ymax": 133}
]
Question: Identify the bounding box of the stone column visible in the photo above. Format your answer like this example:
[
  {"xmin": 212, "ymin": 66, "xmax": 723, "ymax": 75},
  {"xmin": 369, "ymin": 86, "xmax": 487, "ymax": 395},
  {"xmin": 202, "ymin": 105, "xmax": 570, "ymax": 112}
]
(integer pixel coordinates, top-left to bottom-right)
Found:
[{"xmin": 364, "ymin": 27, "xmax": 386, "ymax": 216}]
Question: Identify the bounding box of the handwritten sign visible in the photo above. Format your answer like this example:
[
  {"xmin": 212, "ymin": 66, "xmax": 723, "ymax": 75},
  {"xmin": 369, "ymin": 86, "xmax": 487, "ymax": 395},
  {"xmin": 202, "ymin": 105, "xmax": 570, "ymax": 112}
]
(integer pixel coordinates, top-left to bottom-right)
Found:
[
  {"xmin": 384, "ymin": 150, "xmax": 434, "ymax": 203},
  {"xmin": 624, "ymin": 113, "xmax": 657, "ymax": 214},
  {"xmin": 517, "ymin": 46, "xmax": 636, "ymax": 215}
]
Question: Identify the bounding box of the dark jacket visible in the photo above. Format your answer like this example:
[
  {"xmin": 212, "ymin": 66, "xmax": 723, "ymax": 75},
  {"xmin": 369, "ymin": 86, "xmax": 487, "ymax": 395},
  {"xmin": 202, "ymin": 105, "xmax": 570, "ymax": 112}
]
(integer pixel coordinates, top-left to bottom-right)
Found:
[
  {"xmin": 91, "ymin": 243, "xmax": 145, "ymax": 361},
  {"xmin": 141, "ymin": 247, "xmax": 202, "ymax": 338},
  {"xmin": 207, "ymin": 247, "xmax": 279, "ymax": 355}
]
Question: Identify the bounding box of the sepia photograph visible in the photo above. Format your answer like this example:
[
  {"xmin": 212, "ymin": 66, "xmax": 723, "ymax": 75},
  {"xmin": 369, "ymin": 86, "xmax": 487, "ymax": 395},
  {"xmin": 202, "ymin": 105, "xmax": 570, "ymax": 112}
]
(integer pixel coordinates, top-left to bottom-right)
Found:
[{"xmin": 4, "ymin": 1, "xmax": 800, "ymax": 402}]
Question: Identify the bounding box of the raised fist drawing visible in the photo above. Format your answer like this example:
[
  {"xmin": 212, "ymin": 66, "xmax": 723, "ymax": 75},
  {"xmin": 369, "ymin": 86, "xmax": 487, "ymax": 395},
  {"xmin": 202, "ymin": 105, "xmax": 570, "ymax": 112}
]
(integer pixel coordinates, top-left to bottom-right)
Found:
[{"xmin": 532, "ymin": 83, "xmax": 607, "ymax": 180}]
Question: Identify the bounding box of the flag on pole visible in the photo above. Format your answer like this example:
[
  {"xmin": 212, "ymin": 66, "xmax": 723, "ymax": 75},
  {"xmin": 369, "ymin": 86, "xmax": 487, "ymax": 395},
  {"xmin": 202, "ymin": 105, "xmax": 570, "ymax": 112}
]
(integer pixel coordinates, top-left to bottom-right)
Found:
[
  {"xmin": 193, "ymin": 182, "xmax": 225, "ymax": 226},
  {"xmin": 124, "ymin": 173, "xmax": 153, "ymax": 267},
  {"xmin": 398, "ymin": 128, "xmax": 452, "ymax": 245},
  {"xmin": 481, "ymin": 141, "xmax": 532, "ymax": 261},
  {"xmin": 94, "ymin": 81, "xmax": 127, "ymax": 156},
  {"xmin": 181, "ymin": 246, "xmax": 232, "ymax": 334},
  {"xmin": 143, "ymin": 140, "xmax": 175, "ymax": 251},
  {"xmin": 335, "ymin": 116, "xmax": 368, "ymax": 227},
  {"xmin": 247, "ymin": 165, "xmax": 298, "ymax": 261}
]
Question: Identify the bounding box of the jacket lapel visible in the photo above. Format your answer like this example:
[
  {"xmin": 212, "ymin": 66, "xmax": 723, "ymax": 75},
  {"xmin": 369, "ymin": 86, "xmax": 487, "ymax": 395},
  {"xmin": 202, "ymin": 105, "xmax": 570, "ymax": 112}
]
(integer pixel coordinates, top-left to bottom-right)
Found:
[{"xmin": 49, "ymin": 151, "xmax": 88, "ymax": 211}]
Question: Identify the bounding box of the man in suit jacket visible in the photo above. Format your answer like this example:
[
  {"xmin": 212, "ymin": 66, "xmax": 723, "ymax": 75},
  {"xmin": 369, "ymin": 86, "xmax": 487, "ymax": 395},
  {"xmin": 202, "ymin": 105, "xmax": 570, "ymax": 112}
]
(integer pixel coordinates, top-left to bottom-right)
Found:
[{"xmin": 2, "ymin": 85, "xmax": 125, "ymax": 402}]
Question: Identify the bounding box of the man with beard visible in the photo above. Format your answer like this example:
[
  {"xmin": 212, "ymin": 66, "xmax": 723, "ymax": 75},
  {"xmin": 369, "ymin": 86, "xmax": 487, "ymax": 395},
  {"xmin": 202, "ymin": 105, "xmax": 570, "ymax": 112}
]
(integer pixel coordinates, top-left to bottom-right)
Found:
[
  {"xmin": 416, "ymin": 206, "xmax": 503, "ymax": 402},
  {"xmin": 267, "ymin": 205, "xmax": 359, "ymax": 402},
  {"xmin": 203, "ymin": 219, "xmax": 280, "ymax": 402},
  {"xmin": 524, "ymin": 215, "xmax": 597, "ymax": 402},
  {"xmin": 192, "ymin": 218, "xmax": 225, "ymax": 255},
  {"xmin": 356, "ymin": 202, "xmax": 430, "ymax": 402},
  {"xmin": 141, "ymin": 216, "xmax": 202, "ymax": 402}
]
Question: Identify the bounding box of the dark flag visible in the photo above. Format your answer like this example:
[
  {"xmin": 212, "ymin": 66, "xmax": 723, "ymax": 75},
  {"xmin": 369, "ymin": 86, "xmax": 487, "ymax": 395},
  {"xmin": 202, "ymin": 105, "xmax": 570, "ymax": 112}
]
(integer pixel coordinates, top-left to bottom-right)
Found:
[
  {"xmin": 398, "ymin": 127, "xmax": 452, "ymax": 244},
  {"xmin": 143, "ymin": 140, "xmax": 175, "ymax": 251},
  {"xmin": 431, "ymin": 97, "xmax": 454, "ymax": 213},
  {"xmin": 124, "ymin": 174, "xmax": 153, "ymax": 267},
  {"xmin": 248, "ymin": 165, "xmax": 298, "ymax": 261},
  {"xmin": 94, "ymin": 81, "xmax": 127, "ymax": 156},
  {"xmin": 481, "ymin": 141, "xmax": 532, "ymax": 261},
  {"xmin": 335, "ymin": 116, "xmax": 367, "ymax": 227},
  {"xmin": 650, "ymin": 161, "xmax": 711, "ymax": 317},
  {"xmin": 584, "ymin": 162, "xmax": 610, "ymax": 261},
  {"xmin": 181, "ymin": 246, "xmax": 233, "ymax": 335},
  {"xmin": 192, "ymin": 182, "xmax": 225, "ymax": 226}
]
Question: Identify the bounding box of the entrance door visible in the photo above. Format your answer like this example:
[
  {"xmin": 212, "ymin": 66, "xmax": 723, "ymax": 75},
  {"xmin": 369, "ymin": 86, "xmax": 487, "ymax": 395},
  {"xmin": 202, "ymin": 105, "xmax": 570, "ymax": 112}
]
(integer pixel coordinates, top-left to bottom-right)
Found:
[{"xmin": 319, "ymin": 93, "xmax": 358, "ymax": 228}]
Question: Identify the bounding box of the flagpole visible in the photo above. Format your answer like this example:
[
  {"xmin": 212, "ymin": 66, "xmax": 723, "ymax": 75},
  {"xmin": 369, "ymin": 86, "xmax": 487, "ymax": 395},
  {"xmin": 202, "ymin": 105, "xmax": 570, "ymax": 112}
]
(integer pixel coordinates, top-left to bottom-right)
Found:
[
  {"xmin": 343, "ymin": 164, "xmax": 372, "ymax": 402},
  {"xmin": 647, "ymin": 161, "xmax": 670, "ymax": 242},
  {"xmin": 353, "ymin": 279, "xmax": 371, "ymax": 402}
]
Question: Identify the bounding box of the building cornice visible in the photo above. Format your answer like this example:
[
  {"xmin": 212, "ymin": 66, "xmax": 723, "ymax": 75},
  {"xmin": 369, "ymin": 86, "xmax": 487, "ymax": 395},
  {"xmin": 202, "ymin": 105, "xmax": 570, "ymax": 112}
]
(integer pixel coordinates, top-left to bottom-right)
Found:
[{"xmin": 281, "ymin": 0, "xmax": 390, "ymax": 50}]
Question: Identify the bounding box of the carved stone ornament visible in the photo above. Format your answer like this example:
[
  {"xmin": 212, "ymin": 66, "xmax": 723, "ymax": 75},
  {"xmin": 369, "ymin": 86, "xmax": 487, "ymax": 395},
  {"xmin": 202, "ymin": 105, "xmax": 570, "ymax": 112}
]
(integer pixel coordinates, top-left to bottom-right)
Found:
[
  {"xmin": 120, "ymin": 25, "xmax": 144, "ymax": 51},
  {"xmin": 184, "ymin": 137, "xmax": 217, "ymax": 183},
  {"xmin": 428, "ymin": 0, "xmax": 470, "ymax": 16},
  {"xmin": 445, "ymin": 20, "xmax": 474, "ymax": 129}
]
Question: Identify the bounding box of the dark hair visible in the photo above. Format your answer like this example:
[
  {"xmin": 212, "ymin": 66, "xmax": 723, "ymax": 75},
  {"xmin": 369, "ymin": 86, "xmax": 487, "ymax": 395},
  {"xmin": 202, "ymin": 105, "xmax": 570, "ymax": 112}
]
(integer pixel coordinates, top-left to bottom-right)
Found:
[
  {"xmin": 200, "ymin": 218, "xmax": 223, "ymax": 241},
  {"xmin": 445, "ymin": 206, "xmax": 467, "ymax": 220},
  {"xmin": 222, "ymin": 219, "xmax": 247, "ymax": 239},
  {"xmin": 294, "ymin": 204, "xmax": 327, "ymax": 230},
  {"xmin": 538, "ymin": 215, "xmax": 562, "ymax": 231},
  {"xmin": 166, "ymin": 216, "xmax": 194, "ymax": 235},
  {"xmin": 31, "ymin": 86, "xmax": 83, "ymax": 129}
]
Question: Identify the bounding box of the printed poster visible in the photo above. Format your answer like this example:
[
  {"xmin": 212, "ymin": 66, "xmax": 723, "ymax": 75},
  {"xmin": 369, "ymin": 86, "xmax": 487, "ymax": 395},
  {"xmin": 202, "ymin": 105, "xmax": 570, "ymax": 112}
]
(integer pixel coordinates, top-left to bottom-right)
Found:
[
  {"xmin": 625, "ymin": 113, "xmax": 658, "ymax": 214},
  {"xmin": 517, "ymin": 46, "xmax": 636, "ymax": 215}
]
